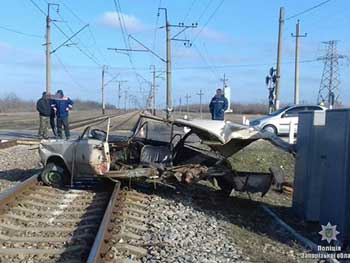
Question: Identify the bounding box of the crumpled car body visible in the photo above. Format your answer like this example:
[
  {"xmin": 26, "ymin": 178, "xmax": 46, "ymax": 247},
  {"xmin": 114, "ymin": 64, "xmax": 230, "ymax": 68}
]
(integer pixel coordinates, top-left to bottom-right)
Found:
[{"xmin": 39, "ymin": 112, "xmax": 292, "ymax": 194}]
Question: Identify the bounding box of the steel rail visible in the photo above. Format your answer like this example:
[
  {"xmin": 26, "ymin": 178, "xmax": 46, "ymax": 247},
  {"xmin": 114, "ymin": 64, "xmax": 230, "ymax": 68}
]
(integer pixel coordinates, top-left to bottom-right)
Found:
[
  {"xmin": 87, "ymin": 181, "xmax": 121, "ymax": 263},
  {"xmin": 0, "ymin": 173, "xmax": 40, "ymax": 212}
]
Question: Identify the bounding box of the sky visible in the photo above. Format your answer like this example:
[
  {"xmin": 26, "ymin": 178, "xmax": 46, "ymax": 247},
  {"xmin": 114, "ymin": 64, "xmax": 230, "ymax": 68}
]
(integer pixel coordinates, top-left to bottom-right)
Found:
[{"xmin": 0, "ymin": 0, "xmax": 349, "ymax": 109}]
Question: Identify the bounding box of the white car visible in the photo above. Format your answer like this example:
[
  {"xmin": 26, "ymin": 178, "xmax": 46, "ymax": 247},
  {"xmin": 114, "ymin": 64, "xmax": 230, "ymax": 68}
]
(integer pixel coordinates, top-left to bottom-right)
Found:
[{"xmin": 249, "ymin": 105, "xmax": 326, "ymax": 135}]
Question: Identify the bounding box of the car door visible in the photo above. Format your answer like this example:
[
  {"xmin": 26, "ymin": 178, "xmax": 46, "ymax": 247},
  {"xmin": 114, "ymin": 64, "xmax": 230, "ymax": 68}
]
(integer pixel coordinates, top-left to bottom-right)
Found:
[
  {"xmin": 279, "ymin": 106, "xmax": 307, "ymax": 134},
  {"xmin": 74, "ymin": 129, "xmax": 110, "ymax": 176}
]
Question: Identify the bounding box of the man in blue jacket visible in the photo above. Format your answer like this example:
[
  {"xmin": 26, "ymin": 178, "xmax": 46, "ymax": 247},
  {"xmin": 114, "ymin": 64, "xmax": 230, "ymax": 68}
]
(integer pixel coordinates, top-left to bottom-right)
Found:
[
  {"xmin": 209, "ymin": 89, "xmax": 228, "ymax": 120},
  {"xmin": 51, "ymin": 90, "xmax": 74, "ymax": 139}
]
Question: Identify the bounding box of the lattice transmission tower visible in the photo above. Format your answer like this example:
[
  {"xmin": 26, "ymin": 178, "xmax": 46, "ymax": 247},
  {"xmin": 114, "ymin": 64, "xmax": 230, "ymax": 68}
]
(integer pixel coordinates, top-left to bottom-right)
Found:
[{"xmin": 317, "ymin": 40, "xmax": 346, "ymax": 108}]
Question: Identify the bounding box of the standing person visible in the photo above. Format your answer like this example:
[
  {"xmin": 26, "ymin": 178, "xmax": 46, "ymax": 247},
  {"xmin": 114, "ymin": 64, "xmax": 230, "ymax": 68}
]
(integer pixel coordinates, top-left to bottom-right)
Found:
[
  {"xmin": 209, "ymin": 88, "xmax": 228, "ymax": 120},
  {"xmin": 49, "ymin": 96, "xmax": 57, "ymax": 137},
  {"xmin": 36, "ymin": 92, "xmax": 51, "ymax": 139},
  {"xmin": 52, "ymin": 90, "xmax": 74, "ymax": 139}
]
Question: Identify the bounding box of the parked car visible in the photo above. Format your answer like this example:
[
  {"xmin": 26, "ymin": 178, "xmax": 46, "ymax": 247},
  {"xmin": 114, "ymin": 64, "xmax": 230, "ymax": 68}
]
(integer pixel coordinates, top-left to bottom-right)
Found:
[
  {"xmin": 38, "ymin": 113, "xmax": 292, "ymax": 195},
  {"xmin": 249, "ymin": 105, "xmax": 326, "ymax": 135}
]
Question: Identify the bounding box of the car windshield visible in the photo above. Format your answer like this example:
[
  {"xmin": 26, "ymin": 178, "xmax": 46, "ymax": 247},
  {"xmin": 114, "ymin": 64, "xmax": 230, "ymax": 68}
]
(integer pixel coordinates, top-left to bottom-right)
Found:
[{"xmin": 268, "ymin": 106, "xmax": 289, "ymax": 116}]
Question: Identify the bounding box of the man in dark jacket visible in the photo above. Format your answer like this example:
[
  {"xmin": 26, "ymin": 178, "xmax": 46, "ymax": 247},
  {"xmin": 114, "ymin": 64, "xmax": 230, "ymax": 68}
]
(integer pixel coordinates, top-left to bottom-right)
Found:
[
  {"xmin": 36, "ymin": 92, "xmax": 51, "ymax": 139},
  {"xmin": 51, "ymin": 90, "xmax": 74, "ymax": 139},
  {"xmin": 209, "ymin": 89, "xmax": 228, "ymax": 120}
]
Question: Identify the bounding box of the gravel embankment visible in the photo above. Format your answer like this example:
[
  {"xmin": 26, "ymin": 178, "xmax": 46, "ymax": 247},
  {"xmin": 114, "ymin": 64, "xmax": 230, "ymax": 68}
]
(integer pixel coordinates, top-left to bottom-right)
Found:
[
  {"xmin": 143, "ymin": 186, "xmax": 247, "ymax": 263},
  {"xmin": 0, "ymin": 145, "xmax": 40, "ymax": 192},
  {"xmin": 140, "ymin": 183, "xmax": 316, "ymax": 263}
]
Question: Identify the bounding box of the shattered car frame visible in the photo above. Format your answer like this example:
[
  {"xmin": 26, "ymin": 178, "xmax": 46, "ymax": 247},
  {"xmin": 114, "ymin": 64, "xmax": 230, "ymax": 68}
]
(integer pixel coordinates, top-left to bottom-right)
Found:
[{"xmin": 39, "ymin": 113, "xmax": 291, "ymax": 195}]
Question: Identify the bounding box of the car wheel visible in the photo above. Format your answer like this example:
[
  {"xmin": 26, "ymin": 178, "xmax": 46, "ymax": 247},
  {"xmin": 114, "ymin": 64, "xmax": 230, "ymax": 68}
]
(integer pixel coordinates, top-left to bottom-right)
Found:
[
  {"xmin": 263, "ymin": 125, "xmax": 277, "ymax": 135},
  {"xmin": 41, "ymin": 162, "xmax": 68, "ymax": 187}
]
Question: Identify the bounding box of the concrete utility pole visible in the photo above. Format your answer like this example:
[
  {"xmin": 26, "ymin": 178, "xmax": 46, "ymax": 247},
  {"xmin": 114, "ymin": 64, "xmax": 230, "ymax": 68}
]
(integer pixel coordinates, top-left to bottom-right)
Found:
[
  {"xmin": 291, "ymin": 20, "xmax": 307, "ymax": 105},
  {"xmin": 179, "ymin": 97, "xmax": 182, "ymax": 113},
  {"xmin": 221, "ymin": 74, "xmax": 228, "ymax": 92},
  {"xmin": 101, "ymin": 65, "xmax": 106, "ymax": 115},
  {"xmin": 197, "ymin": 89, "xmax": 204, "ymax": 119},
  {"xmin": 275, "ymin": 7, "xmax": 284, "ymax": 110},
  {"xmin": 166, "ymin": 19, "xmax": 172, "ymax": 120},
  {"xmin": 45, "ymin": 3, "xmax": 59, "ymax": 95},
  {"xmin": 185, "ymin": 94, "xmax": 191, "ymax": 114},
  {"xmin": 149, "ymin": 65, "xmax": 157, "ymax": 115},
  {"xmin": 124, "ymin": 90, "xmax": 128, "ymax": 112},
  {"xmin": 46, "ymin": 6, "xmax": 51, "ymax": 95},
  {"xmin": 117, "ymin": 81, "xmax": 127, "ymax": 110},
  {"xmin": 109, "ymin": 9, "xmax": 196, "ymax": 119}
]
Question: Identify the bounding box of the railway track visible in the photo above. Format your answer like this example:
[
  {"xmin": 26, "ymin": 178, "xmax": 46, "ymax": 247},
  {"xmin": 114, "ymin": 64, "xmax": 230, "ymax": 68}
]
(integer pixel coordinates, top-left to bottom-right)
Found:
[
  {"xmin": 71, "ymin": 111, "xmax": 140, "ymax": 132},
  {"xmin": 0, "ymin": 174, "xmax": 151, "ymax": 263}
]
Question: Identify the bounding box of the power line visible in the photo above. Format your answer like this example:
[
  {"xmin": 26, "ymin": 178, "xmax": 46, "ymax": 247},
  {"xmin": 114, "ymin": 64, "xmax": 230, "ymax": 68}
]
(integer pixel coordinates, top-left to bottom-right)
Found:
[
  {"xmin": 28, "ymin": 0, "xmax": 46, "ymax": 16},
  {"xmin": 53, "ymin": 53, "xmax": 86, "ymax": 91},
  {"xmin": 112, "ymin": 0, "xmax": 144, "ymax": 90},
  {"xmin": 182, "ymin": 0, "xmax": 198, "ymax": 23},
  {"xmin": 55, "ymin": 11, "xmax": 102, "ymax": 65},
  {"xmin": 52, "ymin": 22, "xmax": 101, "ymax": 66},
  {"xmin": 152, "ymin": 0, "xmax": 162, "ymax": 51},
  {"xmin": 0, "ymin": 24, "xmax": 43, "ymax": 38},
  {"xmin": 196, "ymin": 0, "xmax": 214, "ymax": 23},
  {"xmin": 193, "ymin": 43, "xmax": 219, "ymax": 79},
  {"xmin": 60, "ymin": 2, "xmax": 111, "ymax": 66},
  {"xmin": 192, "ymin": 0, "xmax": 225, "ymax": 43},
  {"xmin": 28, "ymin": 0, "xmax": 102, "ymax": 66},
  {"xmin": 286, "ymin": 0, "xmax": 332, "ymax": 21}
]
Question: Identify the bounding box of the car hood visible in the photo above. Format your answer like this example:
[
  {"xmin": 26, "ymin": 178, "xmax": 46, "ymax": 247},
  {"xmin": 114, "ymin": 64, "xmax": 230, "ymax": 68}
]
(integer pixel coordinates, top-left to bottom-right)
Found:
[{"xmin": 173, "ymin": 118, "xmax": 292, "ymax": 157}]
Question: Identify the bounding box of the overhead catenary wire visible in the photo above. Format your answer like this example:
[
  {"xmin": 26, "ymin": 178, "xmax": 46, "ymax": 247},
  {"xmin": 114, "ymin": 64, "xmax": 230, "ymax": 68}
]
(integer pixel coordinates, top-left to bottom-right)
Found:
[
  {"xmin": 28, "ymin": 0, "xmax": 102, "ymax": 67},
  {"xmin": 192, "ymin": 0, "xmax": 225, "ymax": 44},
  {"xmin": 193, "ymin": 43, "xmax": 220, "ymax": 79},
  {"xmin": 285, "ymin": 0, "xmax": 332, "ymax": 21},
  {"xmin": 182, "ymin": 0, "xmax": 198, "ymax": 23},
  {"xmin": 112, "ymin": 0, "xmax": 146, "ymax": 95},
  {"xmin": 59, "ymin": 2, "xmax": 112, "ymax": 67},
  {"xmin": 0, "ymin": 24, "xmax": 43, "ymax": 39},
  {"xmin": 196, "ymin": 0, "xmax": 214, "ymax": 23},
  {"xmin": 53, "ymin": 53, "xmax": 86, "ymax": 91}
]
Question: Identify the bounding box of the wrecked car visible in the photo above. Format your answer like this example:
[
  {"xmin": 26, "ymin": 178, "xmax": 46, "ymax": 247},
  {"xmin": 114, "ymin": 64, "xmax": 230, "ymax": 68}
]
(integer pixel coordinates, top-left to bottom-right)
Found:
[{"xmin": 39, "ymin": 113, "xmax": 291, "ymax": 195}]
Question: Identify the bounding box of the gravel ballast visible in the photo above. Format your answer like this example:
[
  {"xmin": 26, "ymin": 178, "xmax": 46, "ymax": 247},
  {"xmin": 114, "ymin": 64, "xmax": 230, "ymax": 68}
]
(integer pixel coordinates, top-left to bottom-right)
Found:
[
  {"xmin": 143, "ymin": 186, "xmax": 247, "ymax": 263},
  {"xmin": 0, "ymin": 145, "xmax": 40, "ymax": 192}
]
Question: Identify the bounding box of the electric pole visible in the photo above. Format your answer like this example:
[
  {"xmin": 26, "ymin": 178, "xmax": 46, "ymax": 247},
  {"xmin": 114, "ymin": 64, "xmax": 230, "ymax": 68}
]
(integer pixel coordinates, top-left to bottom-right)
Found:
[
  {"xmin": 149, "ymin": 65, "xmax": 157, "ymax": 115},
  {"xmin": 179, "ymin": 97, "xmax": 182, "ymax": 114},
  {"xmin": 101, "ymin": 65, "xmax": 106, "ymax": 115},
  {"xmin": 45, "ymin": 3, "xmax": 87, "ymax": 96},
  {"xmin": 124, "ymin": 90, "xmax": 128, "ymax": 112},
  {"xmin": 45, "ymin": 3, "xmax": 59, "ymax": 95},
  {"xmin": 158, "ymin": 8, "xmax": 197, "ymax": 119},
  {"xmin": 166, "ymin": 19, "xmax": 172, "ymax": 120},
  {"xmin": 46, "ymin": 6, "xmax": 51, "ymax": 95},
  {"xmin": 109, "ymin": 9, "xmax": 196, "ymax": 119},
  {"xmin": 291, "ymin": 20, "xmax": 307, "ymax": 105},
  {"xmin": 275, "ymin": 7, "xmax": 284, "ymax": 110},
  {"xmin": 185, "ymin": 94, "xmax": 191, "ymax": 114},
  {"xmin": 221, "ymin": 74, "xmax": 228, "ymax": 92},
  {"xmin": 117, "ymin": 80, "xmax": 127, "ymax": 110},
  {"xmin": 197, "ymin": 89, "xmax": 204, "ymax": 119}
]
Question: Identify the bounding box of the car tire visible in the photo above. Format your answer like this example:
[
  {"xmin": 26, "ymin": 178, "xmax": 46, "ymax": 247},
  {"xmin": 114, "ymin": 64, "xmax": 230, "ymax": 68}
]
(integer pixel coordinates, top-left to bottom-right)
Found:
[
  {"xmin": 263, "ymin": 125, "xmax": 277, "ymax": 135},
  {"xmin": 41, "ymin": 162, "xmax": 69, "ymax": 187}
]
